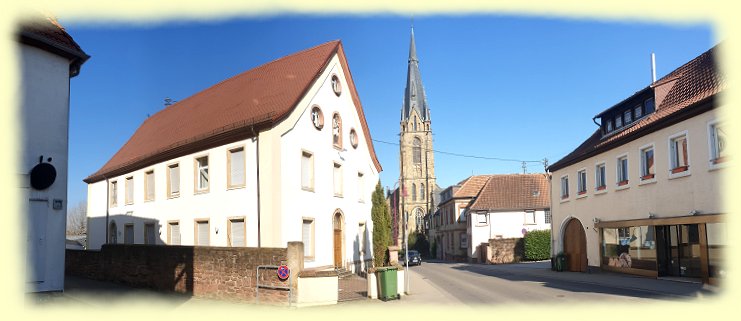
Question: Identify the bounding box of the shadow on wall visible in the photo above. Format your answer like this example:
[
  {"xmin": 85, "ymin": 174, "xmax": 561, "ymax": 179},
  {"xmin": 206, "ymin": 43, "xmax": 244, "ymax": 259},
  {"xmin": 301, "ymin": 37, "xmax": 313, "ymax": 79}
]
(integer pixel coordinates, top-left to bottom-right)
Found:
[{"xmin": 67, "ymin": 214, "xmax": 194, "ymax": 295}]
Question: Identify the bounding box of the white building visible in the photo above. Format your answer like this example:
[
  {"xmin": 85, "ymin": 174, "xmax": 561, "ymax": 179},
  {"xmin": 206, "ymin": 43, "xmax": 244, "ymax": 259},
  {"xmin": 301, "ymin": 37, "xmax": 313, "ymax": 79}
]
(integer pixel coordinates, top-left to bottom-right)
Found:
[
  {"xmin": 467, "ymin": 174, "xmax": 551, "ymax": 262},
  {"xmin": 85, "ymin": 40, "xmax": 382, "ymax": 272},
  {"xmin": 17, "ymin": 17, "xmax": 89, "ymax": 292},
  {"xmin": 547, "ymin": 46, "xmax": 726, "ymax": 285}
]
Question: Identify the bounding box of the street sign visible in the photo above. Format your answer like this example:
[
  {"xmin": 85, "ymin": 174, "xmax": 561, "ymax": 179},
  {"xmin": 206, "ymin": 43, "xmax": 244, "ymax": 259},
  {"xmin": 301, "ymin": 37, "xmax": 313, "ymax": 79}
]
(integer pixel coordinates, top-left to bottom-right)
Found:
[{"xmin": 277, "ymin": 265, "xmax": 290, "ymax": 280}]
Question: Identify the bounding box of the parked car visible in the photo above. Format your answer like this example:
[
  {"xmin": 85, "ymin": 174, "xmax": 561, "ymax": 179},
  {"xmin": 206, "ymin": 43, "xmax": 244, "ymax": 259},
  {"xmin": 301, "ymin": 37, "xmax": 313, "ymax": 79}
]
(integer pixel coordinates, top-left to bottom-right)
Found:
[{"xmin": 399, "ymin": 250, "xmax": 422, "ymax": 266}]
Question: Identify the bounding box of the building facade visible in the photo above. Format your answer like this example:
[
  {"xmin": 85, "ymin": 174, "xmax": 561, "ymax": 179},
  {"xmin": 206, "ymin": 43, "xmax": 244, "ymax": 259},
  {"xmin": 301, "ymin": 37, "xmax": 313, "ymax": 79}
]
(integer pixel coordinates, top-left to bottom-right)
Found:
[
  {"xmin": 85, "ymin": 40, "xmax": 382, "ymax": 273},
  {"xmin": 547, "ymin": 46, "xmax": 726, "ymax": 285},
  {"xmin": 467, "ymin": 174, "xmax": 550, "ymax": 262},
  {"xmin": 17, "ymin": 17, "xmax": 89, "ymax": 292},
  {"xmin": 396, "ymin": 28, "xmax": 439, "ymax": 247}
]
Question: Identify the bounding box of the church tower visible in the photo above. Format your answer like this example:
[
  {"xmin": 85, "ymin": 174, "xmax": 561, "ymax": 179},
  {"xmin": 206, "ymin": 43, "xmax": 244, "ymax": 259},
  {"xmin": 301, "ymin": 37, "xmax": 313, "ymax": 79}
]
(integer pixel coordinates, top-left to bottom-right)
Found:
[{"xmin": 398, "ymin": 27, "xmax": 436, "ymax": 244}]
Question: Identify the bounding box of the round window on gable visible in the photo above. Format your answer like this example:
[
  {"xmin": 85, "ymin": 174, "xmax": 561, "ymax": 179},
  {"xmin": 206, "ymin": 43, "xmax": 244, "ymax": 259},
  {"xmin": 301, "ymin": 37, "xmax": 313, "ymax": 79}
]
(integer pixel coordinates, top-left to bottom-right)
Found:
[
  {"xmin": 311, "ymin": 105, "xmax": 324, "ymax": 130},
  {"xmin": 331, "ymin": 74, "xmax": 342, "ymax": 96},
  {"xmin": 349, "ymin": 128, "xmax": 358, "ymax": 149}
]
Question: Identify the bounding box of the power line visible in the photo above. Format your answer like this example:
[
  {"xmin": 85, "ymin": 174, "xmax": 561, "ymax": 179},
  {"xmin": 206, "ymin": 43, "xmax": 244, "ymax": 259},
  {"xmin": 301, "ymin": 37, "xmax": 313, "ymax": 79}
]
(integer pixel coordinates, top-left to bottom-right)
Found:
[{"xmin": 372, "ymin": 138, "xmax": 544, "ymax": 164}]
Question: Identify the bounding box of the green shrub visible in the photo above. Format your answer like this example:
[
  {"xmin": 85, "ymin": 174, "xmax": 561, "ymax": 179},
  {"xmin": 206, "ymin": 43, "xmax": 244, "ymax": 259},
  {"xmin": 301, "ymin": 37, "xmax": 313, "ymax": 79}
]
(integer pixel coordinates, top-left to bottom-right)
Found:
[{"xmin": 523, "ymin": 230, "xmax": 551, "ymax": 261}]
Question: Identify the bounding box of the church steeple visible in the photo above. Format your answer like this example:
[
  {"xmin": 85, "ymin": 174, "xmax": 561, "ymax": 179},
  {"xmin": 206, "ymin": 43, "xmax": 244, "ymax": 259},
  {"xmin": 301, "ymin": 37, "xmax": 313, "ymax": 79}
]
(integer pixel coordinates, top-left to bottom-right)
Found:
[{"xmin": 402, "ymin": 27, "xmax": 430, "ymax": 122}]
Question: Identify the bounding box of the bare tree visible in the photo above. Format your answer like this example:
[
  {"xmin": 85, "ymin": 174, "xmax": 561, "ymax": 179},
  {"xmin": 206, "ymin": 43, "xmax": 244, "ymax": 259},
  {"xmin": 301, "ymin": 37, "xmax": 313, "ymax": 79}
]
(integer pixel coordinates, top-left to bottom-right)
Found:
[{"xmin": 66, "ymin": 200, "xmax": 87, "ymax": 236}]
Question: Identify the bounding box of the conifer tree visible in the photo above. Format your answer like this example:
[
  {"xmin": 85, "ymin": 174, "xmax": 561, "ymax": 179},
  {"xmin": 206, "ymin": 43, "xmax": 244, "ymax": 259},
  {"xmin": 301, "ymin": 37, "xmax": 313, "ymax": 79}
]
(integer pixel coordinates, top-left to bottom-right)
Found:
[{"xmin": 371, "ymin": 180, "xmax": 391, "ymax": 267}]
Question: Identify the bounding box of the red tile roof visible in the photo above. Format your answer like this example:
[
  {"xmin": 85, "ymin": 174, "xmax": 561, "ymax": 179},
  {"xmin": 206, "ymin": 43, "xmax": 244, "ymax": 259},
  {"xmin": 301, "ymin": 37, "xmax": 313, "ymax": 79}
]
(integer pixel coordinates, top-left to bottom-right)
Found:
[
  {"xmin": 18, "ymin": 16, "xmax": 89, "ymax": 76},
  {"xmin": 548, "ymin": 45, "xmax": 725, "ymax": 171},
  {"xmin": 468, "ymin": 174, "xmax": 550, "ymax": 211},
  {"xmin": 453, "ymin": 175, "xmax": 492, "ymax": 198},
  {"xmin": 85, "ymin": 40, "xmax": 381, "ymax": 183}
]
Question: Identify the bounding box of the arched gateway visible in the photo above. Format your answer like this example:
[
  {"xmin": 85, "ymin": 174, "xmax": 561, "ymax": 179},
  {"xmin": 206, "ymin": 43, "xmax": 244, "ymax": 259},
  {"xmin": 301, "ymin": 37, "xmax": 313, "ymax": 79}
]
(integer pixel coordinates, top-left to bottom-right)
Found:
[{"xmin": 563, "ymin": 218, "xmax": 588, "ymax": 272}]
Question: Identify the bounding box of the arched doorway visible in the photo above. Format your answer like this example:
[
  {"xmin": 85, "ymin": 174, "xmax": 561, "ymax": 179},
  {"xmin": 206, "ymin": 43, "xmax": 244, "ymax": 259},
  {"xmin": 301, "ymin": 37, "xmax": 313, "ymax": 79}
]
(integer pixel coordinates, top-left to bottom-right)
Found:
[
  {"xmin": 333, "ymin": 211, "xmax": 344, "ymax": 268},
  {"xmin": 413, "ymin": 207, "xmax": 424, "ymax": 232},
  {"xmin": 563, "ymin": 218, "xmax": 587, "ymax": 272}
]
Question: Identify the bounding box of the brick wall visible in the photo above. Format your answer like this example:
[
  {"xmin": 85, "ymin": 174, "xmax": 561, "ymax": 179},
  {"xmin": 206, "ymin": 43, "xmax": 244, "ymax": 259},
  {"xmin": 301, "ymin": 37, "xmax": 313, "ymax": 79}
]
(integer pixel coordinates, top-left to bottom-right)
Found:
[
  {"xmin": 487, "ymin": 238, "xmax": 524, "ymax": 264},
  {"xmin": 66, "ymin": 243, "xmax": 303, "ymax": 305}
]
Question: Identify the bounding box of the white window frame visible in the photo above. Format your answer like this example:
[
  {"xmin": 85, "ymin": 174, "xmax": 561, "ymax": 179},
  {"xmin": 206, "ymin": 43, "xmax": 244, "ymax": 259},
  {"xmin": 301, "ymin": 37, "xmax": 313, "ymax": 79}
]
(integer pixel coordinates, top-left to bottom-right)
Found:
[
  {"xmin": 109, "ymin": 180, "xmax": 118, "ymax": 207},
  {"xmin": 168, "ymin": 220, "xmax": 180, "ymax": 245},
  {"xmin": 576, "ymin": 168, "xmax": 587, "ymax": 198},
  {"xmin": 668, "ymin": 130, "xmax": 691, "ymax": 179},
  {"xmin": 594, "ymin": 161, "xmax": 606, "ymax": 194},
  {"xmin": 476, "ymin": 212, "xmax": 488, "ymax": 226},
  {"xmin": 708, "ymin": 120, "xmax": 727, "ymax": 170},
  {"xmin": 228, "ymin": 217, "xmax": 246, "ymax": 247},
  {"xmin": 615, "ymin": 153, "xmax": 629, "ymax": 190},
  {"xmin": 195, "ymin": 219, "xmax": 210, "ymax": 246},
  {"xmin": 639, "ymin": 143, "xmax": 657, "ymax": 185},
  {"xmin": 524, "ymin": 210, "xmax": 536, "ymax": 225},
  {"xmin": 301, "ymin": 150, "xmax": 314, "ymax": 191},
  {"xmin": 302, "ymin": 218, "xmax": 315, "ymax": 260},
  {"xmin": 194, "ymin": 155, "xmax": 210, "ymax": 193},
  {"xmin": 125, "ymin": 176, "xmax": 134, "ymax": 205},
  {"xmin": 559, "ymin": 174, "xmax": 569, "ymax": 201}
]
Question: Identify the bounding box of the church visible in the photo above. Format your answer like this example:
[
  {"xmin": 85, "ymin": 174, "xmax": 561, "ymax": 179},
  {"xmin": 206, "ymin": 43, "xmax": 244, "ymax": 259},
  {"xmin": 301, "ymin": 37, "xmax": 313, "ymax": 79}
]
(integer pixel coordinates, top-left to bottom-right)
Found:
[{"xmin": 390, "ymin": 28, "xmax": 442, "ymax": 248}]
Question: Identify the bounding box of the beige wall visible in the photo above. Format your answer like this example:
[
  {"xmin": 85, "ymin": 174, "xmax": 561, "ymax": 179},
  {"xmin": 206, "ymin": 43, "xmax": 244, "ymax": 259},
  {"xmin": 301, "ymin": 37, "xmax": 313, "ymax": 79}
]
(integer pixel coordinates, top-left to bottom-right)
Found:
[{"xmin": 550, "ymin": 107, "xmax": 725, "ymax": 267}]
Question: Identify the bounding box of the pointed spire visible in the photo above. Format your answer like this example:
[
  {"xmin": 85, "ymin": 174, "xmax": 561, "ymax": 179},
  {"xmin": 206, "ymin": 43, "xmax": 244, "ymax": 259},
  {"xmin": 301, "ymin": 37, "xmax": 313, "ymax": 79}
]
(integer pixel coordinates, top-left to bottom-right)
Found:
[{"xmin": 401, "ymin": 26, "xmax": 430, "ymax": 123}]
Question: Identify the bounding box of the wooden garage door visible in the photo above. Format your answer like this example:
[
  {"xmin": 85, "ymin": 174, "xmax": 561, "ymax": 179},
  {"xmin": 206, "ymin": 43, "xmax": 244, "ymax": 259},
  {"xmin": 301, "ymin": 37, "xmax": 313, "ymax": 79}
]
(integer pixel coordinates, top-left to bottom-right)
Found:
[{"xmin": 563, "ymin": 219, "xmax": 587, "ymax": 272}]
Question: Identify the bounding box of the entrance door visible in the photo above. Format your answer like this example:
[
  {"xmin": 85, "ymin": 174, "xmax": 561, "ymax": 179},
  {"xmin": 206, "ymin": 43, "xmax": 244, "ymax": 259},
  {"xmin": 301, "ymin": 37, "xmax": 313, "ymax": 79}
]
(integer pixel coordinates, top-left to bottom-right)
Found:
[
  {"xmin": 656, "ymin": 224, "xmax": 701, "ymax": 278},
  {"xmin": 563, "ymin": 219, "xmax": 587, "ymax": 272},
  {"xmin": 333, "ymin": 213, "xmax": 343, "ymax": 268},
  {"xmin": 27, "ymin": 201, "xmax": 47, "ymax": 283}
]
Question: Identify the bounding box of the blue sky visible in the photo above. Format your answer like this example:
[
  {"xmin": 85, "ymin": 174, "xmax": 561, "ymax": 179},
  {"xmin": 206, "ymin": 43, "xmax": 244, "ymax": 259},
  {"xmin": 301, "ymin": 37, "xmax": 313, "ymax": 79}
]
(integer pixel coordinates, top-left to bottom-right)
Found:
[{"xmin": 62, "ymin": 14, "xmax": 715, "ymax": 207}]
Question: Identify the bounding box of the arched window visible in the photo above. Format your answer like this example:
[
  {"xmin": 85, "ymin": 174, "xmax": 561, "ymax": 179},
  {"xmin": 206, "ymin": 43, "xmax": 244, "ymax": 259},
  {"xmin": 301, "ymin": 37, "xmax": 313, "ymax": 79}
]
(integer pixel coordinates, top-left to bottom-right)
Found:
[
  {"xmin": 109, "ymin": 221, "xmax": 118, "ymax": 244},
  {"xmin": 415, "ymin": 209, "xmax": 424, "ymax": 231},
  {"xmin": 413, "ymin": 137, "xmax": 421, "ymax": 164},
  {"xmin": 411, "ymin": 183, "xmax": 417, "ymax": 200},
  {"xmin": 420, "ymin": 183, "xmax": 425, "ymax": 201},
  {"xmin": 332, "ymin": 113, "xmax": 342, "ymax": 148}
]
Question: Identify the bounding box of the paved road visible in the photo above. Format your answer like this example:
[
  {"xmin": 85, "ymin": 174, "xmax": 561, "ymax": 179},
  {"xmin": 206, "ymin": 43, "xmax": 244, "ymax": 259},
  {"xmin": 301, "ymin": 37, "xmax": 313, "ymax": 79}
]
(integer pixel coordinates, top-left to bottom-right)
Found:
[{"xmin": 402, "ymin": 260, "xmax": 715, "ymax": 306}]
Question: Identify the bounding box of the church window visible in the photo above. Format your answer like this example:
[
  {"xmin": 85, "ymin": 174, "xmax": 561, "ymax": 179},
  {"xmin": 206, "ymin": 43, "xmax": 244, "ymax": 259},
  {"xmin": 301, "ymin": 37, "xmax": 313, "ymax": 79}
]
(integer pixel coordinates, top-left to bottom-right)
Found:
[
  {"xmin": 331, "ymin": 74, "xmax": 342, "ymax": 96},
  {"xmin": 412, "ymin": 183, "xmax": 417, "ymax": 200},
  {"xmin": 413, "ymin": 137, "xmax": 421, "ymax": 164},
  {"xmin": 311, "ymin": 105, "xmax": 324, "ymax": 130},
  {"xmin": 349, "ymin": 128, "xmax": 358, "ymax": 149},
  {"xmin": 420, "ymin": 183, "xmax": 425, "ymax": 201},
  {"xmin": 332, "ymin": 113, "xmax": 342, "ymax": 148}
]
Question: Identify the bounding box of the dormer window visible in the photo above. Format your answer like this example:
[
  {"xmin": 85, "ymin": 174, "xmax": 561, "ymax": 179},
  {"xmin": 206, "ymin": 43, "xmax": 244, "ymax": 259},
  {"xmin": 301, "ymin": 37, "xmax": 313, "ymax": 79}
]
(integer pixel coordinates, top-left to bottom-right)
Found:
[
  {"xmin": 606, "ymin": 119, "xmax": 614, "ymax": 132},
  {"xmin": 634, "ymin": 104, "xmax": 643, "ymax": 119},
  {"xmin": 615, "ymin": 115, "xmax": 623, "ymax": 128},
  {"xmin": 623, "ymin": 110, "xmax": 633, "ymax": 124},
  {"xmin": 644, "ymin": 97, "xmax": 655, "ymax": 114}
]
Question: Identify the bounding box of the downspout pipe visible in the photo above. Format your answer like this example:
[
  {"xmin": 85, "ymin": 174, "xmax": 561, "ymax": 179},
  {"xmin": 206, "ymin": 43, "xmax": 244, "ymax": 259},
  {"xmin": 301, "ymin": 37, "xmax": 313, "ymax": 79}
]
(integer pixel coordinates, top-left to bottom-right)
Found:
[
  {"xmin": 104, "ymin": 175, "xmax": 109, "ymax": 245},
  {"xmin": 252, "ymin": 125, "xmax": 261, "ymax": 248}
]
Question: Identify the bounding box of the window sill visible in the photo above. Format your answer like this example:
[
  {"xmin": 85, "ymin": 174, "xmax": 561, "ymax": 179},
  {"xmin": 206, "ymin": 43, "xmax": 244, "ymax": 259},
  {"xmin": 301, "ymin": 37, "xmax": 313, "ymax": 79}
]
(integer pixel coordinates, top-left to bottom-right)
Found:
[
  {"xmin": 615, "ymin": 182, "xmax": 630, "ymax": 191},
  {"xmin": 334, "ymin": 194, "xmax": 344, "ymax": 198},
  {"xmin": 301, "ymin": 187, "xmax": 315, "ymax": 192},
  {"xmin": 576, "ymin": 192, "xmax": 587, "ymax": 200},
  {"xmin": 167, "ymin": 194, "xmax": 180, "ymax": 200},
  {"xmin": 671, "ymin": 166, "xmax": 689, "ymax": 174},
  {"xmin": 638, "ymin": 177, "xmax": 657, "ymax": 186},
  {"xmin": 709, "ymin": 158, "xmax": 728, "ymax": 171},
  {"xmin": 668, "ymin": 169, "xmax": 691, "ymax": 180},
  {"xmin": 144, "ymin": 199, "xmax": 154, "ymax": 203},
  {"xmin": 227, "ymin": 185, "xmax": 246, "ymax": 191},
  {"xmin": 559, "ymin": 197, "xmax": 570, "ymax": 204},
  {"xmin": 194, "ymin": 190, "xmax": 210, "ymax": 195},
  {"xmin": 594, "ymin": 188, "xmax": 607, "ymax": 195}
]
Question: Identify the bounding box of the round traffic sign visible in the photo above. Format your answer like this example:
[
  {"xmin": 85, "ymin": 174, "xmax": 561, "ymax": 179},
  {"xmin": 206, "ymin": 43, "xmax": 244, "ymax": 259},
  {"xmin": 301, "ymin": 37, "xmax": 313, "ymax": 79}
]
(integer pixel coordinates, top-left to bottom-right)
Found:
[{"xmin": 277, "ymin": 265, "xmax": 290, "ymax": 280}]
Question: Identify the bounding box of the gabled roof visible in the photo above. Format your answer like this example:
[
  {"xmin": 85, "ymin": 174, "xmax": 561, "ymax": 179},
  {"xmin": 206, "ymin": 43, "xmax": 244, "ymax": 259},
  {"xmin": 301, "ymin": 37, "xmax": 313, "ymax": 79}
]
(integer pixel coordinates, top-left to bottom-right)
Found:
[
  {"xmin": 548, "ymin": 45, "xmax": 725, "ymax": 172},
  {"xmin": 453, "ymin": 175, "xmax": 492, "ymax": 198},
  {"xmin": 468, "ymin": 174, "xmax": 550, "ymax": 212},
  {"xmin": 17, "ymin": 16, "xmax": 89, "ymax": 77},
  {"xmin": 85, "ymin": 40, "xmax": 381, "ymax": 183}
]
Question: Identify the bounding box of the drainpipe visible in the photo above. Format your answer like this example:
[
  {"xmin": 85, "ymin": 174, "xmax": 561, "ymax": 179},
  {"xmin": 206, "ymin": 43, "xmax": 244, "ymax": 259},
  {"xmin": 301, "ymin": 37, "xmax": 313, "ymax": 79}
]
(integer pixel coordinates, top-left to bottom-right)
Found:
[
  {"xmin": 104, "ymin": 175, "xmax": 109, "ymax": 246},
  {"xmin": 252, "ymin": 125, "xmax": 261, "ymax": 248}
]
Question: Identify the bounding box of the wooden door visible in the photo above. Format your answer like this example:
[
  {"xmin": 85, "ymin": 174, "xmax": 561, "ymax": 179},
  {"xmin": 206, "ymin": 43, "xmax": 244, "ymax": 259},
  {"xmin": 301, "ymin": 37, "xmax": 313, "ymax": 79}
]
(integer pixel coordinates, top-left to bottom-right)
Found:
[
  {"xmin": 334, "ymin": 229, "xmax": 342, "ymax": 267},
  {"xmin": 563, "ymin": 219, "xmax": 587, "ymax": 272}
]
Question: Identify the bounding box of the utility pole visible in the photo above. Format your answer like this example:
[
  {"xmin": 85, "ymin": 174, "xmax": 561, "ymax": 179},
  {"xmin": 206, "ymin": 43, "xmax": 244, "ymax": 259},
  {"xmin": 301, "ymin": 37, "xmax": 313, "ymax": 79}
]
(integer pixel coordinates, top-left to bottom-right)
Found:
[{"xmin": 522, "ymin": 161, "xmax": 527, "ymax": 174}]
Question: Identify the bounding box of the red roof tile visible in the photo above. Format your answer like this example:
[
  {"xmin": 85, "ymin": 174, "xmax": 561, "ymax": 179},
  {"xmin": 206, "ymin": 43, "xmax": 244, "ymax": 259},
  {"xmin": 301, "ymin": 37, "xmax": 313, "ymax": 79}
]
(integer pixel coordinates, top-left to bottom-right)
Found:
[
  {"xmin": 549, "ymin": 45, "xmax": 725, "ymax": 171},
  {"xmin": 453, "ymin": 175, "xmax": 491, "ymax": 198},
  {"xmin": 85, "ymin": 40, "xmax": 381, "ymax": 183},
  {"xmin": 468, "ymin": 174, "xmax": 550, "ymax": 211}
]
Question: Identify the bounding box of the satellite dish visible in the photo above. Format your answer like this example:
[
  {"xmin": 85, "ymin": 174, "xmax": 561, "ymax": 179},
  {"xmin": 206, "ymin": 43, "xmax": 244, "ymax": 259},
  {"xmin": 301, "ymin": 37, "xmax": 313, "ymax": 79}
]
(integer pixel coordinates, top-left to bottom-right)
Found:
[{"xmin": 30, "ymin": 162, "xmax": 56, "ymax": 190}]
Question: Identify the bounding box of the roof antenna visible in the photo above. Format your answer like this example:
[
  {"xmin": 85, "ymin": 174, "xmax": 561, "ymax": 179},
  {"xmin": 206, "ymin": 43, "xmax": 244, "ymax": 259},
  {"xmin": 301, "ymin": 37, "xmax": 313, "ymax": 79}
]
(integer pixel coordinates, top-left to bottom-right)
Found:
[
  {"xmin": 164, "ymin": 97, "xmax": 177, "ymax": 107},
  {"xmin": 651, "ymin": 52, "xmax": 657, "ymax": 84}
]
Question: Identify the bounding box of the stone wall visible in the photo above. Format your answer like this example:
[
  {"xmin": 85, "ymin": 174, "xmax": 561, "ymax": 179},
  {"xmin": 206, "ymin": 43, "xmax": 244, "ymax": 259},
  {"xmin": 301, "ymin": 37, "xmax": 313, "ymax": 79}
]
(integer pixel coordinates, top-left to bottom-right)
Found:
[
  {"xmin": 66, "ymin": 242, "xmax": 304, "ymax": 305},
  {"xmin": 487, "ymin": 238, "xmax": 524, "ymax": 264}
]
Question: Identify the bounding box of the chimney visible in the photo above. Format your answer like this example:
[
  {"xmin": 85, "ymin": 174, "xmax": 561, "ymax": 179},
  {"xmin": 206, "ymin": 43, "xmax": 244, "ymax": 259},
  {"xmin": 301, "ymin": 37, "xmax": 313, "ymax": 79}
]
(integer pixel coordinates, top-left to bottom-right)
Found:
[{"xmin": 651, "ymin": 52, "xmax": 657, "ymax": 84}]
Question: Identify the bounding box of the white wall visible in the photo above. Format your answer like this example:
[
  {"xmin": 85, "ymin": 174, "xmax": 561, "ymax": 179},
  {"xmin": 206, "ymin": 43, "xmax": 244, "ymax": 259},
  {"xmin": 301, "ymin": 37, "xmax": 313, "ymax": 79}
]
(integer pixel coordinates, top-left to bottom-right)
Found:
[
  {"xmin": 87, "ymin": 139, "xmax": 259, "ymax": 249},
  {"xmin": 468, "ymin": 210, "xmax": 550, "ymax": 259},
  {"xmin": 19, "ymin": 44, "xmax": 71, "ymax": 292},
  {"xmin": 278, "ymin": 56, "xmax": 378, "ymax": 269},
  {"xmin": 550, "ymin": 107, "xmax": 724, "ymax": 267}
]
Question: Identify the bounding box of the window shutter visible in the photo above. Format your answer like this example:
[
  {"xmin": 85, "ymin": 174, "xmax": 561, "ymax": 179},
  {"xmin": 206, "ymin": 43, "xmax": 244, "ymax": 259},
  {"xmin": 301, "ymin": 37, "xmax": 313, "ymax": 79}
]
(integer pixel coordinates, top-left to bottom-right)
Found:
[
  {"xmin": 170, "ymin": 223, "xmax": 180, "ymax": 245},
  {"xmin": 301, "ymin": 153, "xmax": 312, "ymax": 189},
  {"xmin": 197, "ymin": 222, "xmax": 209, "ymax": 246},
  {"xmin": 302, "ymin": 220, "xmax": 312, "ymax": 255},
  {"xmin": 231, "ymin": 220, "xmax": 245, "ymax": 246},
  {"xmin": 146, "ymin": 172, "xmax": 154, "ymax": 200},
  {"xmin": 170, "ymin": 166, "xmax": 180, "ymax": 194},
  {"xmin": 230, "ymin": 149, "xmax": 245, "ymax": 186}
]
